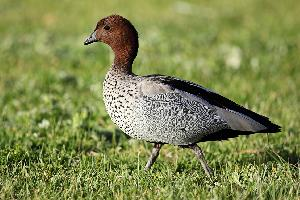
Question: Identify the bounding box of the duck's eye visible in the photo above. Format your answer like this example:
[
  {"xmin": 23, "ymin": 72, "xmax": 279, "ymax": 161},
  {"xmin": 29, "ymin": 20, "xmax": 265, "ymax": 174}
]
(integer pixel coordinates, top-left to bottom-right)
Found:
[{"xmin": 104, "ymin": 25, "xmax": 110, "ymax": 30}]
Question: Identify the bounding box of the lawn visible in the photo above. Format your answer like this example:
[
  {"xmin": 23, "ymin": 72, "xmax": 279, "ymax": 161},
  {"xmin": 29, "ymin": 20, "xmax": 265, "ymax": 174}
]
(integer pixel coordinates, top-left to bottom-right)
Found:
[{"xmin": 0, "ymin": 0, "xmax": 299, "ymax": 199}]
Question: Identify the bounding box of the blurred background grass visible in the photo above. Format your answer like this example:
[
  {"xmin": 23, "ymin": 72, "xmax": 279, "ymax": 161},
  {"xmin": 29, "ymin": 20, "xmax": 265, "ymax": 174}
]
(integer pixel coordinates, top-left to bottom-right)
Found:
[{"xmin": 0, "ymin": 0, "xmax": 299, "ymax": 199}]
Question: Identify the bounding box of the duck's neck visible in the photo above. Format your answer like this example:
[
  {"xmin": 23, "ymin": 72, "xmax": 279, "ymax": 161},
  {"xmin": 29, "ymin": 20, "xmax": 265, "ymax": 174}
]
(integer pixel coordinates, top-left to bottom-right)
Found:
[{"xmin": 110, "ymin": 42, "xmax": 138, "ymax": 74}]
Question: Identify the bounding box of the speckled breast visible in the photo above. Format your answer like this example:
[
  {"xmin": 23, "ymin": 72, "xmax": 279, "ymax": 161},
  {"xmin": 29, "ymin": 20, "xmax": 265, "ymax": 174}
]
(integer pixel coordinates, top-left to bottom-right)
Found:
[{"xmin": 103, "ymin": 70, "xmax": 140, "ymax": 137}]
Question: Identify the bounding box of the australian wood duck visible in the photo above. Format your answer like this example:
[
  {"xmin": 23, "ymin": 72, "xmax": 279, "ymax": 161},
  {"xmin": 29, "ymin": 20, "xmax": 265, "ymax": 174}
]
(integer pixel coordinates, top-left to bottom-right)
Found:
[{"xmin": 84, "ymin": 15, "xmax": 281, "ymax": 178}]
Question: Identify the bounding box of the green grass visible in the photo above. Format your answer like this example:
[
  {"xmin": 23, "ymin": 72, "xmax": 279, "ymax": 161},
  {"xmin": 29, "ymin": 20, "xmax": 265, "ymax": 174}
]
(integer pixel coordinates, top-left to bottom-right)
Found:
[{"xmin": 0, "ymin": 0, "xmax": 299, "ymax": 199}]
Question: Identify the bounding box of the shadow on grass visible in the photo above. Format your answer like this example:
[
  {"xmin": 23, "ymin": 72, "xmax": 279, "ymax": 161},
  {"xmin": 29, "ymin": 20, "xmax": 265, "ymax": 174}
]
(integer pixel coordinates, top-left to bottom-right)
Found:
[
  {"xmin": 93, "ymin": 127, "xmax": 130, "ymax": 146},
  {"xmin": 173, "ymin": 145, "xmax": 299, "ymax": 174},
  {"xmin": 207, "ymin": 146, "xmax": 299, "ymax": 175},
  {"xmin": 238, "ymin": 146, "xmax": 299, "ymax": 166}
]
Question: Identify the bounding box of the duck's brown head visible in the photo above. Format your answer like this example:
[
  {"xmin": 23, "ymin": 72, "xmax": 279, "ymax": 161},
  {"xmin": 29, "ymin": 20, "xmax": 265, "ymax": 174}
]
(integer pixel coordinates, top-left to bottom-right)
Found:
[{"xmin": 84, "ymin": 15, "xmax": 139, "ymax": 69}]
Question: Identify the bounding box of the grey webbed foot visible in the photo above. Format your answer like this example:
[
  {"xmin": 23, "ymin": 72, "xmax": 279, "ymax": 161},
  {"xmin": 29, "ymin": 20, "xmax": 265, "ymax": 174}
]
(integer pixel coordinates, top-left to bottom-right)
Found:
[{"xmin": 144, "ymin": 143, "xmax": 163, "ymax": 170}]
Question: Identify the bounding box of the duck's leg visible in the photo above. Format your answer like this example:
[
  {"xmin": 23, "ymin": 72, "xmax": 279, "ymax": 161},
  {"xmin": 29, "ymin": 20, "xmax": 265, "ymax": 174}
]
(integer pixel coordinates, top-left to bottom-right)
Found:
[
  {"xmin": 189, "ymin": 144, "xmax": 213, "ymax": 179},
  {"xmin": 144, "ymin": 143, "xmax": 163, "ymax": 170}
]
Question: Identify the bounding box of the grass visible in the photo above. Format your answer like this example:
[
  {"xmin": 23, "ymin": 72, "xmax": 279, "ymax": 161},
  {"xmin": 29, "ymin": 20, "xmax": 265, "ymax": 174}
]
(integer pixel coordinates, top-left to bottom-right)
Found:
[{"xmin": 0, "ymin": 0, "xmax": 299, "ymax": 199}]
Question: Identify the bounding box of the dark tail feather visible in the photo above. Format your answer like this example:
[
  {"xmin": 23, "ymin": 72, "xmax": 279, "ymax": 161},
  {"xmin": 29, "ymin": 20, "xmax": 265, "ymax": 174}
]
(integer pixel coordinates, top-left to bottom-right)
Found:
[{"xmin": 257, "ymin": 121, "xmax": 281, "ymax": 133}]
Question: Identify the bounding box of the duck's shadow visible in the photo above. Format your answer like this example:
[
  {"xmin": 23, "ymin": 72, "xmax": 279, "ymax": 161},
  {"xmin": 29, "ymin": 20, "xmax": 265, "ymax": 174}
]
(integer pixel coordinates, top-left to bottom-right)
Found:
[
  {"xmin": 93, "ymin": 127, "xmax": 130, "ymax": 145},
  {"xmin": 174, "ymin": 145, "xmax": 299, "ymax": 174},
  {"xmin": 237, "ymin": 146, "xmax": 299, "ymax": 166}
]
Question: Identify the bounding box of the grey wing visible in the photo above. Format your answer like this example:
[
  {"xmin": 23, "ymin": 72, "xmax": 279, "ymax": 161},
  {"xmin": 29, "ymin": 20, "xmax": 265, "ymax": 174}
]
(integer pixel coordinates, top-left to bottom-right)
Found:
[
  {"xmin": 133, "ymin": 80, "xmax": 229, "ymax": 145},
  {"xmin": 141, "ymin": 75, "xmax": 280, "ymax": 141}
]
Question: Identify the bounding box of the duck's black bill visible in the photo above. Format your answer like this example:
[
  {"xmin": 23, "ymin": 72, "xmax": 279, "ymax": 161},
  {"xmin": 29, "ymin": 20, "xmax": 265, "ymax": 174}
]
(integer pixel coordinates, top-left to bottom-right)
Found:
[{"xmin": 84, "ymin": 31, "xmax": 97, "ymax": 45}]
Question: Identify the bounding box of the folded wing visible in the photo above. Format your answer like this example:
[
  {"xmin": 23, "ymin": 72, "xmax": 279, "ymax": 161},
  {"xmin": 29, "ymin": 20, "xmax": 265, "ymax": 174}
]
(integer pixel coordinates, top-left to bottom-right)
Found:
[{"xmin": 143, "ymin": 75, "xmax": 281, "ymax": 141}]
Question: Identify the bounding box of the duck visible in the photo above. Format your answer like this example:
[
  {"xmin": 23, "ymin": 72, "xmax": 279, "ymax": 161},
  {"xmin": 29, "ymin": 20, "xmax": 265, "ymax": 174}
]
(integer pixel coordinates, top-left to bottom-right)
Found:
[{"xmin": 84, "ymin": 14, "xmax": 280, "ymax": 178}]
